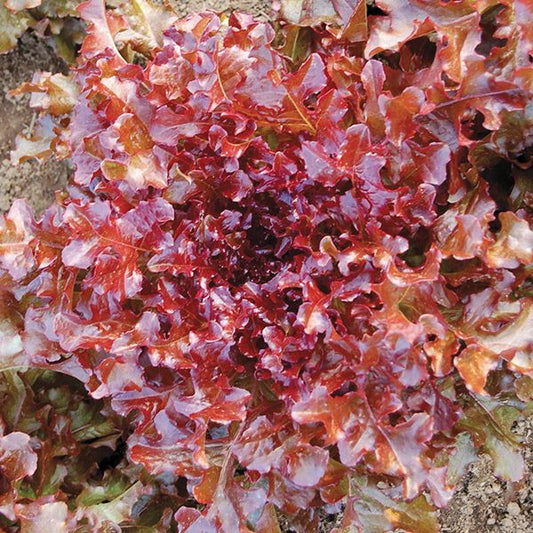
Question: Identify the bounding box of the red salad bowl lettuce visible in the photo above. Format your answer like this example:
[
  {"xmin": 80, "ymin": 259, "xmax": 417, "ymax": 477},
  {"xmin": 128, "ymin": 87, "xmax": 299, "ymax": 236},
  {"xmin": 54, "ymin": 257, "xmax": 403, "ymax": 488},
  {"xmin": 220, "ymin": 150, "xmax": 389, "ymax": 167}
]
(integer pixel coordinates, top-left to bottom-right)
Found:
[{"xmin": 0, "ymin": 0, "xmax": 531, "ymax": 530}]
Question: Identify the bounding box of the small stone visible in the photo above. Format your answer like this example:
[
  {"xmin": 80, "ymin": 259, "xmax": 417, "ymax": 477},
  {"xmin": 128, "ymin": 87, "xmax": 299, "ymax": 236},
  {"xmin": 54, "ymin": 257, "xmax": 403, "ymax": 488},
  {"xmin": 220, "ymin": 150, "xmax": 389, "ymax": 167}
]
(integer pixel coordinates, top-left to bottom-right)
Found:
[
  {"xmin": 501, "ymin": 518, "xmax": 513, "ymax": 528},
  {"xmin": 487, "ymin": 518, "xmax": 496, "ymax": 525},
  {"xmin": 507, "ymin": 502, "xmax": 521, "ymax": 516},
  {"xmin": 491, "ymin": 483, "xmax": 501, "ymax": 493},
  {"xmin": 376, "ymin": 481, "xmax": 388, "ymax": 489}
]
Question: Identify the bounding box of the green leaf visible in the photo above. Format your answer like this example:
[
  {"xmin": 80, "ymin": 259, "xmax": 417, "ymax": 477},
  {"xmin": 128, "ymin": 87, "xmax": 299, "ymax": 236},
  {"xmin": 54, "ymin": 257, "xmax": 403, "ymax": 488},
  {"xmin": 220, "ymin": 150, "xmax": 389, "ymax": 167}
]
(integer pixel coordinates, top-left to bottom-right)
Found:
[
  {"xmin": 274, "ymin": 25, "xmax": 314, "ymax": 66},
  {"xmin": 72, "ymin": 417, "xmax": 119, "ymax": 444},
  {"xmin": 383, "ymin": 494, "xmax": 439, "ymax": 533},
  {"xmin": 80, "ymin": 481, "xmax": 148, "ymax": 528},
  {"xmin": 40, "ymin": 463, "xmax": 69, "ymax": 496},
  {"xmin": 78, "ymin": 471, "xmax": 132, "ymax": 507},
  {"xmin": 340, "ymin": 476, "xmax": 439, "ymax": 533},
  {"xmin": 458, "ymin": 396, "xmax": 525, "ymax": 482},
  {"xmin": 0, "ymin": 4, "xmax": 33, "ymax": 53},
  {"xmin": 515, "ymin": 375, "xmax": 533, "ymax": 402},
  {"xmin": 0, "ymin": 370, "xmax": 27, "ymax": 428},
  {"xmin": 446, "ymin": 433, "xmax": 478, "ymax": 486}
]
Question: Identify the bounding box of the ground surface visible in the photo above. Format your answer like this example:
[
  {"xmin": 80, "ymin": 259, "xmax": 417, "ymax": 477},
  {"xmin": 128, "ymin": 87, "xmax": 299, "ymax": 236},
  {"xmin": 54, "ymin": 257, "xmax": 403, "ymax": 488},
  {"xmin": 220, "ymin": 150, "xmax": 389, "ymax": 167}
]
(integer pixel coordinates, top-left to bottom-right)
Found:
[{"xmin": 0, "ymin": 2, "xmax": 531, "ymax": 532}]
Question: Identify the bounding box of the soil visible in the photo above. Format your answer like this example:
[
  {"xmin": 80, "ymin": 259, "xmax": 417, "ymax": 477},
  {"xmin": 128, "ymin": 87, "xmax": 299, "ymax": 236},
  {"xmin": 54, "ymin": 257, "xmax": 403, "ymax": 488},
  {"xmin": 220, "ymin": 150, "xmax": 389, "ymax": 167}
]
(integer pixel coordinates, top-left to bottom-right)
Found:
[{"xmin": 0, "ymin": 2, "xmax": 531, "ymax": 532}]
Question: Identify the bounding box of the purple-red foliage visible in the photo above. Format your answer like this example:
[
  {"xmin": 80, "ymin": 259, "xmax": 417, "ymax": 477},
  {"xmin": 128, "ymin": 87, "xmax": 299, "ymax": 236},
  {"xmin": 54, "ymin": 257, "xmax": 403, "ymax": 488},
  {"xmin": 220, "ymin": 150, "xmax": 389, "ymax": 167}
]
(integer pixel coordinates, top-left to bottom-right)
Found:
[{"xmin": 0, "ymin": 0, "xmax": 532, "ymax": 530}]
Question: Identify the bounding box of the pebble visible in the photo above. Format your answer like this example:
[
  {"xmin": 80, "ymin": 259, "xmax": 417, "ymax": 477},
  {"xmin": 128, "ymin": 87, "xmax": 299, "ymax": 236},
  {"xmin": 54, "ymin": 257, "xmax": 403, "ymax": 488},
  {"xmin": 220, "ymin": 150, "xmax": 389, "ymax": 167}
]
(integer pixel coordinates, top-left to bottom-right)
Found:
[
  {"xmin": 487, "ymin": 518, "xmax": 496, "ymax": 525},
  {"xmin": 507, "ymin": 502, "xmax": 521, "ymax": 516},
  {"xmin": 491, "ymin": 483, "xmax": 501, "ymax": 493},
  {"xmin": 501, "ymin": 518, "xmax": 514, "ymax": 528}
]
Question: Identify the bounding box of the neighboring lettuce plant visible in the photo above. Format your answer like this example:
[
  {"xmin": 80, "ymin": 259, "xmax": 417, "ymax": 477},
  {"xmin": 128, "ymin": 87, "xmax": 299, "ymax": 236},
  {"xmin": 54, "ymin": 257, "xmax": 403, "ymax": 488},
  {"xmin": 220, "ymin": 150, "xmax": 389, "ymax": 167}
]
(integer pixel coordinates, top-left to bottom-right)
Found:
[
  {"xmin": 0, "ymin": 0, "xmax": 532, "ymax": 531},
  {"xmin": 0, "ymin": 0, "xmax": 85, "ymax": 61}
]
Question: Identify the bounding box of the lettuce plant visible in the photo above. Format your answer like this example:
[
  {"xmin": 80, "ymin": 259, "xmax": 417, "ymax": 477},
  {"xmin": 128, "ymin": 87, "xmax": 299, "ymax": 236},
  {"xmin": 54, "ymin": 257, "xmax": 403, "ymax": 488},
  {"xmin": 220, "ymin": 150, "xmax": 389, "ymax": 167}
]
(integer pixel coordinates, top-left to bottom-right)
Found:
[
  {"xmin": 0, "ymin": 0, "xmax": 84, "ymax": 61},
  {"xmin": 0, "ymin": 0, "xmax": 531, "ymax": 530}
]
